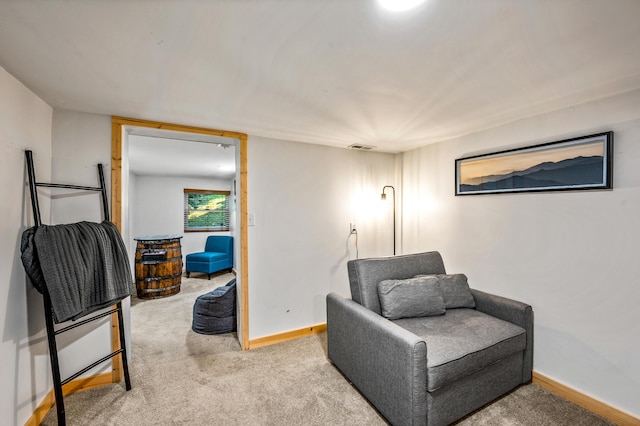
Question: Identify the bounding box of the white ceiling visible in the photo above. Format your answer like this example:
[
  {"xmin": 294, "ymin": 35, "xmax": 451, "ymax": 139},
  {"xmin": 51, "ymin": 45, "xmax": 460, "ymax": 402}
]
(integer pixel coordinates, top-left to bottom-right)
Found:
[
  {"xmin": 127, "ymin": 129, "xmax": 237, "ymax": 179},
  {"xmin": 1, "ymin": 0, "xmax": 640, "ymax": 153}
]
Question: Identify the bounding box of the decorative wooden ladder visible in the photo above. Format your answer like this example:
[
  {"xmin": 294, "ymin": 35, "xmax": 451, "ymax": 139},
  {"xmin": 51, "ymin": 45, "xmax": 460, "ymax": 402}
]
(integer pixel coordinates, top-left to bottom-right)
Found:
[{"xmin": 24, "ymin": 150, "xmax": 132, "ymax": 425}]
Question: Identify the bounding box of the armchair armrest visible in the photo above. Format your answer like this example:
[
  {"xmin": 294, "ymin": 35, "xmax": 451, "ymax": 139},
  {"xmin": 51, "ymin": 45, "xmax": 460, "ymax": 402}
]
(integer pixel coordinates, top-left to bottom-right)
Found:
[
  {"xmin": 327, "ymin": 292, "xmax": 427, "ymax": 426},
  {"xmin": 471, "ymin": 289, "xmax": 533, "ymax": 382}
]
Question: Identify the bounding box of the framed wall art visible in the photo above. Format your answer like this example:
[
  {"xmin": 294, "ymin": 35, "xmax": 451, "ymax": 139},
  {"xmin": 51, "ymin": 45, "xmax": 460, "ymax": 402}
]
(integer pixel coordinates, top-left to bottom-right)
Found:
[{"xmin": 455, "ymin": 132, "xmax": 613, "ymax": 196}]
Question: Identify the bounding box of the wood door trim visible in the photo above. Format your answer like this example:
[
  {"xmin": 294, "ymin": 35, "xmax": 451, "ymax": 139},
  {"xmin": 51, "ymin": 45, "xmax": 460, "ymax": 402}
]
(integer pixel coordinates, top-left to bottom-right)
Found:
[{"xmin": 110, "ymin": 116, "xmax": 250, "ymax": 357}]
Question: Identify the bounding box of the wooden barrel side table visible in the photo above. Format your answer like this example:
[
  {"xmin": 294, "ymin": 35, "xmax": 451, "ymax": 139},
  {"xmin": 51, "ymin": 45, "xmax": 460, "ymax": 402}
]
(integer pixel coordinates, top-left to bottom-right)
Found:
[{"xmin": 134, "ymin": 235, "xmax": 183, "ymax": 299}]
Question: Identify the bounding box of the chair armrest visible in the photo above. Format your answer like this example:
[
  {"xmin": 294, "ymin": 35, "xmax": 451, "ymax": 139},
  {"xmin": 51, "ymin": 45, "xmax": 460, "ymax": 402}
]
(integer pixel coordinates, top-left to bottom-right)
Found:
[
  {"xmin": 471, "ymin": 288, "xmax": 534, "ymax": 382},
  {"xmin": 326, "ymin": 292, "xmax": 427, "ymax": 426}
]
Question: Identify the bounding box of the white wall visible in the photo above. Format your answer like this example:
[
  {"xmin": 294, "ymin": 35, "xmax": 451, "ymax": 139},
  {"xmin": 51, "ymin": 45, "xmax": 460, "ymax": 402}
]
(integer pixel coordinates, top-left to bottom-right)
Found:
[
  {"xmin": 50, "ymin": 111, "xmax": 113, "ymax": 224},
  {"xmin": 247, "ymin": 136, "xmax": 397, "ymax": 339},
  {"xmin": 130, "ymin": 174, "xmax": 233, "ymax": 268},
  {"xmin": 0, "ymin": 65, "xmax": 53, "ymax": 425},
  {"xmin": 401, "ymin": 89, "xmax": 640, "ymax": 417},
  {"xmin": 127, "ymin": 171, "xmax": 137, "ymax": 273}
]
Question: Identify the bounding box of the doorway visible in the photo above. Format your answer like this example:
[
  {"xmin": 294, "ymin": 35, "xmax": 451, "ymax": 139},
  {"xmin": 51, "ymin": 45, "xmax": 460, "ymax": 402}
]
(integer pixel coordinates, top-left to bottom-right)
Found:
[{"xmin": 110, "ymin": 117, "xmax": 249, "ymax": 358}]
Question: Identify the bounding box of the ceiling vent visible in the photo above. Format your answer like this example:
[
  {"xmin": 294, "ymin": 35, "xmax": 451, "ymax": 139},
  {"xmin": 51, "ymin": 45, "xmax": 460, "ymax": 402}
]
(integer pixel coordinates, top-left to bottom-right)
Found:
[{"xmin": 348, "ymin": 144, "xmax": 377, "ymax": 151}]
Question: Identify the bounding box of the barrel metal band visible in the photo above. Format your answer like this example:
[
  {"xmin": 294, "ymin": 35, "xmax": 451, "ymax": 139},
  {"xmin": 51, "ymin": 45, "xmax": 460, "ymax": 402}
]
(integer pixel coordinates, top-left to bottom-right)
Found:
[
  {"xmin": 136, "ymin": 256, "xmax": 183, "ymax": 265},
  {"xmin": 139, "ymin": 283, "xmax": 182, "ymax": 293},
  {"xmin": 139, "ymin": 272, "xmax": 183, "ymax": 282}
]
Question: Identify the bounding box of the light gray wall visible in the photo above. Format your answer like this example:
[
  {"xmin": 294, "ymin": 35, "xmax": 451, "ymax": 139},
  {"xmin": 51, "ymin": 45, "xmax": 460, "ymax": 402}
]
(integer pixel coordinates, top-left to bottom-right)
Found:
[
  {"xmin": 247, "ymin": 136, "xmax": 398, "ymax": 338},
  {"xmin": 50, "ymin": 111, "xmax": 112, "ymax": 224},
  {"xmin": 0, "ymin": 65, "xmax": 53, "ymax": 425},
  {"xmin": 401, "ymin": 89, "xmax": 640, "ymax": 417}
]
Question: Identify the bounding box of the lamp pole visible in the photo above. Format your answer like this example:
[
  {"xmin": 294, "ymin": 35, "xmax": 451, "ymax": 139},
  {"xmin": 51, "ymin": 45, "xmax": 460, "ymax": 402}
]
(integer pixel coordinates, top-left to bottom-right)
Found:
[{"xmin": 381, "ymin": 185, "xmax": 396, "ymax": 255}]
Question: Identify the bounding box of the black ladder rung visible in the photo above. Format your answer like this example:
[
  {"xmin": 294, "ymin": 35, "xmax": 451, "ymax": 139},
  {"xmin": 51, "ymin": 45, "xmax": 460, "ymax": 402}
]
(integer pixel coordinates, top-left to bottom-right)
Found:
[
  {"xmin": 35, "ymin": 182, "xmax": 104, "ymax": 192},
  {"xmin": 60, "ymin": 349, "xmax": 125, "ymax": 387},
  {"xmin": 54, "ymin": 307, "xmax": 120, "ymax": 335}
]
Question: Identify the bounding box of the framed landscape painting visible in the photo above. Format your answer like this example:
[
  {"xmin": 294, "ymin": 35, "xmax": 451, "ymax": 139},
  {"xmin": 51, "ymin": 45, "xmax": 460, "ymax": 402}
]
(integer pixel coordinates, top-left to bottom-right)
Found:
[{"xmin": 455, "ymin": 132, "xmax": 613, "ymax": 196}]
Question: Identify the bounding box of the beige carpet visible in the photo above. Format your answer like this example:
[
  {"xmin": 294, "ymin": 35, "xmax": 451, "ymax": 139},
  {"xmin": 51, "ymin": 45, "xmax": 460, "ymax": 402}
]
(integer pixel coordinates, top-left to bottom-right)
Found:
[{"xmin": 42, "ymin": 274, "xmax": 614, "ymax": 425}]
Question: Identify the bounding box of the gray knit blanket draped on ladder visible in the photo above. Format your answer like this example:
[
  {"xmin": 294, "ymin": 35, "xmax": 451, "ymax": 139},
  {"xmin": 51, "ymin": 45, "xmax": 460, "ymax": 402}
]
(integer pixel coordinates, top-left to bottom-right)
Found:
[{"xmin": 21, "ymin": 221, "xmax": 134, "ymax": 323}]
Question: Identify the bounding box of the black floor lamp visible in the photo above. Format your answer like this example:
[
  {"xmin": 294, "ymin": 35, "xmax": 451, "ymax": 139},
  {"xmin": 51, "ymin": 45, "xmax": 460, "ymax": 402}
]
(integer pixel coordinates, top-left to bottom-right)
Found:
[{"xmin": 381, "ymin": 185, "xmax": 396, "ymax": 255}]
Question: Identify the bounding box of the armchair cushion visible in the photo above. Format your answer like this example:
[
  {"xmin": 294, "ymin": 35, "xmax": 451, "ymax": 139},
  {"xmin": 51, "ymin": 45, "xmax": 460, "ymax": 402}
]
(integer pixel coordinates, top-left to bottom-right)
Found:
[
  {"xmin": 348, "ymin": 252, "xmax": 446, "ymax": 315},
  {"xmin": 186, "ymin": 252, "xmax": 227, "ymax": 262},
  {"xmin": 378, "ymin": 276, "xmax": 445, "ymax": 320},
  {"xmin": 416, "ymin": 273, "xmax": 475, "ymax": 309},
  {"xmin": 438, "ymin": 273, "xmax": 475, "ymax": 308},
  {"xmin": 393, "ymin": 308, "xmax": 526, "ymax": 392}
]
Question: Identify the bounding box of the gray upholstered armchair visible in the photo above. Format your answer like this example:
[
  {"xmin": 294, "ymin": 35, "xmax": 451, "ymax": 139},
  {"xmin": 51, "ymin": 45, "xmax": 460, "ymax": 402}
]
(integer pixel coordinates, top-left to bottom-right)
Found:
[{"xmin": 326, "ymin": 251, "xmax": 533, "ymax": 426}]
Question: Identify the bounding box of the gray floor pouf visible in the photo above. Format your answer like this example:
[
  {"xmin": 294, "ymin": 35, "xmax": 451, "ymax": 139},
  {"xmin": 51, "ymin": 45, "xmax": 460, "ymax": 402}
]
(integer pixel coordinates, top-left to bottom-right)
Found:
[{"xmin": 192, "ymin": 278, "xmax": 237, "ymax": 334}]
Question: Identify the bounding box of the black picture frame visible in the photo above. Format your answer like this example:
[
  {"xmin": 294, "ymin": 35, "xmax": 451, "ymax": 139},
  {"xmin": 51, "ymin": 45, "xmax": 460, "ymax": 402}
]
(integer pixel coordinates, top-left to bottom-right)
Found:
[{"xmin": 455, "ymin": 132, "xmax": 613, "ymax": 196}]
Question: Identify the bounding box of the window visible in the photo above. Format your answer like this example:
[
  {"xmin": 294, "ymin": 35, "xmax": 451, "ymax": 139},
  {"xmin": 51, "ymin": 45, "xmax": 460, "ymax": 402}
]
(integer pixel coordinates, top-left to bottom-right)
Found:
[{"xmin": 184, "ymin": 189, "xmax": 231, "ymax": 232}]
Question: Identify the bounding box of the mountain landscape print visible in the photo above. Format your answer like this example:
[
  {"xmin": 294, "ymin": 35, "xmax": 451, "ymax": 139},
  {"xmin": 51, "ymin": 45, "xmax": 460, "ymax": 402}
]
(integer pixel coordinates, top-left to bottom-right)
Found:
[{"xmin": 456, "ymin": 133, "xmax": 612, "ymax": 195}]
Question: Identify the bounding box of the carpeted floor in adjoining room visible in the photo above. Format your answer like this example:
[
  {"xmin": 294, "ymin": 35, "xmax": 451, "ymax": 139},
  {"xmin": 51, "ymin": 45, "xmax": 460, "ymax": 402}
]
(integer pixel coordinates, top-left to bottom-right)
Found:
[{"xmin": 42, "ymin": 273, "xmax": 615, "ymax": 425}]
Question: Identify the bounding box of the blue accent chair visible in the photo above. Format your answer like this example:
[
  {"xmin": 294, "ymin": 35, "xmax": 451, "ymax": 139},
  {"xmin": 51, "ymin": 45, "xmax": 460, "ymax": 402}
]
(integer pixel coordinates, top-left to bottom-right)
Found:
[{"xmin": 185, "ymin": 236, "xmax": 233, "ymax": 279}]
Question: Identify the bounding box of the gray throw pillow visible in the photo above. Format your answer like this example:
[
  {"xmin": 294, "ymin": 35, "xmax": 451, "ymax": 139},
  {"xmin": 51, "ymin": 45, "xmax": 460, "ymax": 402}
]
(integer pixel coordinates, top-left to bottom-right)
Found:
[
  {"xmin": 377, "ymin": 276, "xmax": 446, "ymax": 320},
  {"xmin": 416, "ymin": 273, "xmax": 476, "ymax": 309}
]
